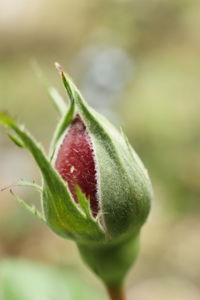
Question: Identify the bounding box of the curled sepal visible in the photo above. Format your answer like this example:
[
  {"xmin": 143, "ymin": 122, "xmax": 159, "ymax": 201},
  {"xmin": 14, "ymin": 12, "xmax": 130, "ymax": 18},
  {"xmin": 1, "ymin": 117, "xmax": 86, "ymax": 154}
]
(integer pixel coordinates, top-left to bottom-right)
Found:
[
  {"xmin": 0, "ymin": 113, "xmax": 104, "ymax": 243},
  {"xmin": 1, "ymin": 180, "xmax": 42, "ymax": 193},
  {"xmin": 15, "ymin": 180, "xmax": 43, "ymax": 192},
  {"xmin": 10, "ymin": 190, "xmax": 46, "ymax": 223}
]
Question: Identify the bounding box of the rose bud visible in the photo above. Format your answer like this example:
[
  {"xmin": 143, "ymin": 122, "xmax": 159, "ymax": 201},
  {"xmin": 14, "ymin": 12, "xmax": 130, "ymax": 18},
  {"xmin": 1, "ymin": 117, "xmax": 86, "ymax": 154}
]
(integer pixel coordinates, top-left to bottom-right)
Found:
[{"xmin": 0, "ymin": 63, "xmax": 152, "ymax": 294}]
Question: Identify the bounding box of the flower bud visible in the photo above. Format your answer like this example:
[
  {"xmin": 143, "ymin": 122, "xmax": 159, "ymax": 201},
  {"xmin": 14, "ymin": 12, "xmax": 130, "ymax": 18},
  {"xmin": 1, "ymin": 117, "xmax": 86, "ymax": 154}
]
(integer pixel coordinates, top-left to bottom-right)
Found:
[
  {"xmin": 0, "ymin": 64, "xmax": 152, "ymax": 287},
  {"xmin": 51, "ymin": 66, "xmax": 152, "ymax": 241}
]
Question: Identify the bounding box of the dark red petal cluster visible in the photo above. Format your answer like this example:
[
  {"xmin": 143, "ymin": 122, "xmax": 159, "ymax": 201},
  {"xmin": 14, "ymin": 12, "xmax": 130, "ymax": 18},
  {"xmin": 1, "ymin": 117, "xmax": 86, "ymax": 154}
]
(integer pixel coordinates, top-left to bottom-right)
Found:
[{"xmin": 55, "ymin": 114, "xmax": 99, "ymax": 217}]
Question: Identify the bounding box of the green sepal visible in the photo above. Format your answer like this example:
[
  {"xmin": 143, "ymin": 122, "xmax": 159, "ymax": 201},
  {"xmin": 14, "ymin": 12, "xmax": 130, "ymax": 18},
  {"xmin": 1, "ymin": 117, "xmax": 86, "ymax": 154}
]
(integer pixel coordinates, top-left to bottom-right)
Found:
[
  {"xmin": 0, "ymin": 65, "xmax": 153, "ymax": 291},
  {"xmin": 32, "ymin": 60, "xmax": 67, "ymax": 116},
  {"xmin": 55, "ymin": 67, "xmax": 152, "ymax": 241},
  {"xmin": 0, "ymin": 112, "xmax": 104, "ymax": 243},
  {"xmin": 76, "ymin": 186, "xmax": 93, "ymax": 219},
  {"xmin": 55, "ymin": 63, "xmax": 78, "ymax": 105},
  {"xmin": 49, "ymin": 63, "xmax": 78, "ymax": 158},
  {"xmin": 15, "ymin": 180, "xmax": 43, "ymax": 192},
  {"xmin": 0, "ymin": 180, "xmax": 42, "ymax": 194},
  {"xmin": 7, "ymin": 133, "xmax": 25, "ymax": 148},
  {"xmin": 78, "ymin": 233, "xmax": 140, "ymax": 287},
  {"xmin": 10, "ymin": 189, "xmax": 46, "ymax": 223},
  {"xmin": 49, "ymin": 94, "xmax": 75, "ymax": 157}
]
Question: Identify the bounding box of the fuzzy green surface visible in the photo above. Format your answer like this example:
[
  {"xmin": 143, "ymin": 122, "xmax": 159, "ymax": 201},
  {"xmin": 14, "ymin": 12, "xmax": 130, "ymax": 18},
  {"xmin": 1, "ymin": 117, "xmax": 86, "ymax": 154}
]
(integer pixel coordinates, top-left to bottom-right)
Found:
[
  {"xmin": 55, "ymin": 70, "xmax": 152, "ymax": 241},
  {"xmin": 78, "ymin": 234, "xmax": 140, "ymax": 287},
  {"xmin": 0, "ymin": 66, "xmax": 153, "ymax": 290}
]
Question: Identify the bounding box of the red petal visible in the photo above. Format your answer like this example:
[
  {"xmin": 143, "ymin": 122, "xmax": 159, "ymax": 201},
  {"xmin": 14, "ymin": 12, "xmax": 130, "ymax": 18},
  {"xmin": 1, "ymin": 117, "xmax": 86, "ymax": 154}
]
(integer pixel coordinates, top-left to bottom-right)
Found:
[{"xmin": 55, "ymin": 114, "xmax": 99, "ymax": 217}]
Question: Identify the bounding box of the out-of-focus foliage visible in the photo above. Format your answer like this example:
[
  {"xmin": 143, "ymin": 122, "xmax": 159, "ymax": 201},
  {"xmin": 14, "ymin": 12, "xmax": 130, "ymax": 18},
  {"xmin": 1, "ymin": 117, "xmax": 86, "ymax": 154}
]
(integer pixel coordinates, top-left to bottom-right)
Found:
[
  {"xmin": 0, "ymin": 259, "xmax": 104, "ymax": 300},
  {"xmin": 0, "ymin": 0, "xmax": 200, "ymax": 299},
  {"xmin": 123, "ymin": 50, "xmax": 200, "ymax": 214}
]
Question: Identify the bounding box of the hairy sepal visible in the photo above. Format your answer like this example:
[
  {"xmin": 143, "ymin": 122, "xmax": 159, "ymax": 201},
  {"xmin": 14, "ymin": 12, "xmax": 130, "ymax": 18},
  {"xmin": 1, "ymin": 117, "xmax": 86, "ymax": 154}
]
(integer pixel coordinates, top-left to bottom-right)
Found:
[
  {"xmin": 57, "ymin": 69, "xmax": 152, "ymax": 241},
  {"xmin": 49, "ymin": 97, "xmax": 75, "ymax": 159},
  {"xmin": 0, "ymin": 113, "xmax": 104, "ymax": 243}
]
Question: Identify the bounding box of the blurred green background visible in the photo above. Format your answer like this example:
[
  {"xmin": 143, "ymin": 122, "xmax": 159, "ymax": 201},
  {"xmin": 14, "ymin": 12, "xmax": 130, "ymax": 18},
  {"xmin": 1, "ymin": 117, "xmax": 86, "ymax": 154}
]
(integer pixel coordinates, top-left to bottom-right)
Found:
[{"xmin": 0, "ymin": 0, "xmax": 200, "ymax": 299}]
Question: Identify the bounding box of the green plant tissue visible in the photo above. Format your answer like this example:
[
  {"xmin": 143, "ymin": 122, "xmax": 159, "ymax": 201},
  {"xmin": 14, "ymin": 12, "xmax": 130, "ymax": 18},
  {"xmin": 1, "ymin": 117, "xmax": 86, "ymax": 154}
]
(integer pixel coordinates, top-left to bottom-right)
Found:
[{"xmin": 0, "ymin": 259, "xmax": 104, "ymax": 300}]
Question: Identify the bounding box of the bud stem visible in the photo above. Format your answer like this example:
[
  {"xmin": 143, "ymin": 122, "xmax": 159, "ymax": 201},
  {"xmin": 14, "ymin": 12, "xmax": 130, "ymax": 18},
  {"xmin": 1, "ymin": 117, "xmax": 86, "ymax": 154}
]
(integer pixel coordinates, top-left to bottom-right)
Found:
[{"xmin": 106, "ymin": 285, "xmax": 126, "ymax": 300}]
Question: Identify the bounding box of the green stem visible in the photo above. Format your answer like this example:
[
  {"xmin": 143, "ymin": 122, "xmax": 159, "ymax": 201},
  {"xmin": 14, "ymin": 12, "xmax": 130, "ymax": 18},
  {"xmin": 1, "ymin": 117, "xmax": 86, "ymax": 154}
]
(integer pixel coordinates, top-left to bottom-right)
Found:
[{"xmin": 106, "ymin": 285, "xmax": 126, "ymax": 300}]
